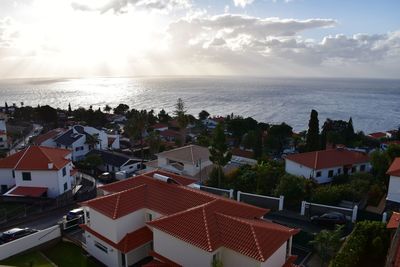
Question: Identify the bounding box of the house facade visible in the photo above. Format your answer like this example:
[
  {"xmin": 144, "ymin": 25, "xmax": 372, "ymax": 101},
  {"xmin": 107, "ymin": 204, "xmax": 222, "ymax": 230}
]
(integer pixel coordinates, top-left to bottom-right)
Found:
[
  {"xmin": 35, "ymin": 125, "xmax": 120, "ymax": 161},
  {"xmin": 285, "ymin": 148, "xmax": 371, "ymax": 183},
  {"xmin": 0, "ymin": 119, "xmax": 8, "ymax": 149},
  {"xmin": 0, "ymin": 146, "xmax": 75, "ymax": 197},
  {"xmin": 80, "ymin": 170, "xmax": 299, "ymax": 267},
  {"xmin": 387, "ymin": 158, "xmax": 400, "ymax": 209}
]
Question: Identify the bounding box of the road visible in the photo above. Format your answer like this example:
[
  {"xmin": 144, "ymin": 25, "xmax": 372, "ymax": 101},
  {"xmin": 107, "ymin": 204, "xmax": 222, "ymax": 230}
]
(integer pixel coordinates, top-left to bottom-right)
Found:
[{"xmin": 9, "ymin": 123, "xmax": 43, "ymax": 155}]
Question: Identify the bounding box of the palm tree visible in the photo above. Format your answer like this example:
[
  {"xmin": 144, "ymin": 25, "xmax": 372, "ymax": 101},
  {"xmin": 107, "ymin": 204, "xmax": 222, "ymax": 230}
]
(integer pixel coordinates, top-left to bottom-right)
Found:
[
  {"xmin": 103, "ymin": 105, "xmax": 112, "ymax": 113},
  {"xmin": 209, "ymin": 123, "xmax": 232, "ymax": 187},
  {"xmin": 174, "ymin": 98, "xmax": 188, "ymax": 146},
  {"xmin": 86, "ymin": 133, "xmax": 100, "ymax": 150},
  {"xmin": 125, "ymin": 110, "xmax": 149, "ymax": 163}
]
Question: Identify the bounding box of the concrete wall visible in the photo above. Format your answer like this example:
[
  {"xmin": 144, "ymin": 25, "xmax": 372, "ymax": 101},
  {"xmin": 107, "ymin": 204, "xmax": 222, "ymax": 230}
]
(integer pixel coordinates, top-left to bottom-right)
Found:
[
  {"xmin": 153, "ymin": 228, "xmax": 213, "ymax": 267},
  {"xmin": 0, "ymin": 168, "xmax": 15, "ymax": 191},
  {"xmin": 261, "ymin": 242, "xmax": 287, "ymax": 267},
  {"xmin": 126, "ymin": 243, "xmax": 152, "ymax": 266},
  {"xmin": 222, "ymin": 248, "xmax": 261, "ymax": 267},
  {"xmin": 0, "ymin": 225, "xmax": 61, "ymax": 260},
  {"xmin": 388, "ymin": 175, "xmax": 400, "ymax": 203}
]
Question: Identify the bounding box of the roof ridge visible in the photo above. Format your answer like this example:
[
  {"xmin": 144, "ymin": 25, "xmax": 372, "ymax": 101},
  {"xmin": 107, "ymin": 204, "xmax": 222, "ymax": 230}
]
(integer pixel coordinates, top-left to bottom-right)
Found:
[
  {"xmin": 39, "ymin": 146, "xmax": 55, "ymax": 165},
  {"xmin": 249, "ymin": 224, "xmax": 265, "ymax": 262},
  {"xmin": 113, "ymin": 194, "xmax": 121, "ymax": 219},
  {"xmin": 201, "ymin": 205, "xmax": 213, "ymax": 251},
  {"xmin": 14, "ymin": 146, "xmax": 32, "ymax": 169},
  {"xmin": 313, "ymin": 151, "xmax": 319, "ymax": 169}
]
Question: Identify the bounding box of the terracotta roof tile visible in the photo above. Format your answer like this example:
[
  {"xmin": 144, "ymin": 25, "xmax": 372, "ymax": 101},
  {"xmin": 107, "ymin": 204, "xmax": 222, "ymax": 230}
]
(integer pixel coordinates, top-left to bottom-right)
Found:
[
  {"xmin": 7, "ymin": 186, "xmax": 48, "ymax": 197},
  {"xmin": 285, "ymin": 148, "xmax": 369, "ymax": 170},
  {"xmin": 34, "ymin": 128, "xmax": 65, "ymax": 145},
  {"xmin": 388, "ymin": 158, "xmax": 400, "ymax": 177},
  {"xmin": 0, "ymin": 146, "xmax": 71, "ymax": 171},
  {"xmin": 387, "ymin": 212, "xmax": 400, "ymax": 229}
]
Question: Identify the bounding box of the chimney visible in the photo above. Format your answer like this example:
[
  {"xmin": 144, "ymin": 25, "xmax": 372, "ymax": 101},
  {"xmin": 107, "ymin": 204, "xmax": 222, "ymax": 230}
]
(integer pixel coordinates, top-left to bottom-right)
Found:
[{"xmin": 48, "ymin": 163, "xmax": 54, "ymax": 169}]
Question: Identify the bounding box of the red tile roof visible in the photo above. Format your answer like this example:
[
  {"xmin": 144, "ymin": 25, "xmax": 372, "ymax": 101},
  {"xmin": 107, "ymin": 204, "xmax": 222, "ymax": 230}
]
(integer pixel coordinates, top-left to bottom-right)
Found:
[
  {"xmin": 387, "ymin": 212, "xmax": 400, "ymax": 229},
  {"xmin": 80, "ymin": 225, "xmax": 152, "ymax": 253},
  {"xmin": 108, "ymin": 137, "xmax": 116, "ymax": 146},
  {"xmin": 34, "ymin": 128, "xmax": 65, "ymax": 145},
  {"xmin": 149, "ymin": 203, "xmax": 298, "ymax": 262},
  {"xmin": 159, "ymin": 130, "xmax": 180, "ymax": 138},
  {"xmin": 152, "ymin": 123, "xmax": 168, "ymax": 129},
  {"xmin": 148, "ymin": 251, "xmax": 181, "ymax": 267},
  {"xmin": 388, "ymin": 158, "xmax": 400, "ymax": 177},
  {"xmin": 7, "ymin": 186, "xmax": 48, "ymax": 197},
  {"xmin": 285, "ymin": 148, "xmax": 369, "ymax": 170},
  {"xmin": 231, "ymin": 148, "xmax": 254, "ymax": 159},
  {"xmin": 368, "ymin": 132, "xmax": 388, "ymax": 139},
  {"xmin": 0, "ymin": 146, "xmax": 71, "ymax": 171},
  {"xmin": 81, "ymin": 170, "xmax": 298, "ymax": 263}
]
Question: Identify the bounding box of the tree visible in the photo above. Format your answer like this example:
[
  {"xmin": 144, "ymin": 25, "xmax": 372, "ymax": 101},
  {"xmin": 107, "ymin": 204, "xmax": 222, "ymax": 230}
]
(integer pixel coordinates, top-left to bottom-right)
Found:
[
  {"xmin": 274, "ymin": 174, "xmax": 305, "ymax": 207},
  {"xmin": 146, "ymin": 131, "xmax": 161, "ymax": 156},
  {"xmin": 209, "ymin": 123, "xmax": 232, "ymax": 187},
  {"xmin": 81, "ymin": 154, "xmax": 103, "ymax": 174},
  {"xmin": 265, "ymin": 123, "xmax": 293, "ymax": 154},
  {"xmin": 199, "ymin": 110, "xmax": 210, "ymax": 121},
  {"xmin": 255, "ymin": 161, "xmax": 285, "ymax": 195},
  {"xmin": 306, "ymin": 109, "xmax": 320, "ymax": 152},
  {"xmin": 125, "ymin": 110, "xmax": 149, "ymax": 162},
  {"xmin": 113, "ymin": 103, "xmax": 130, "ymax": 115},
  {"xmin": 345, "ymin": 117, "xmax": 355, "ymax": 145},
  {"xmin": 86, "ymin": 133, "xmax": 100, "ymax": 150},
  {"xmin": 158, "ymin": 109, "xmax": 170, "ymax": 123},
  {"xmin": 68, "ymin": 103, "xmax": 72, "ymax": 114},
  {"xmin": 4, "ymin": 102, "xmax": 8, "ymax": 113},
  {"xmin": 310, "ymin": 225, "xmax": 343, "ymax": 267},
  {"xmin": 103, "ymin": 105, "xmax": 112, "ymax": 113},
  {"xmin": 174, "ymin": 98, "xmax": 189, "ymax": 145},
  {"xmin": 36, "ymin": 105, "xmax": 58, "ymax": 126}
]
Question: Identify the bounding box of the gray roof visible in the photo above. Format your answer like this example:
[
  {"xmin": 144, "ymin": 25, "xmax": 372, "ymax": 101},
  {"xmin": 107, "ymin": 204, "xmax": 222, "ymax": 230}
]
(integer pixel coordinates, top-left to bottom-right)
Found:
[
  {"xmin": 87, "ymin": 149, "xmax": 141, "ymax": 168},
  {"xmin": 54, "ymin": 128, "xmax": 83, "ymax": 146}
]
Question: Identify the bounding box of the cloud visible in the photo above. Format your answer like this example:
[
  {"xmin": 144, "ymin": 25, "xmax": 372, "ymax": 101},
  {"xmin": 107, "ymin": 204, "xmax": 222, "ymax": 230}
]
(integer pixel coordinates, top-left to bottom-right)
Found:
[
  {"xmin": 233, "ymin": 0, "xmax": 254, "ymax": 8},
  {"xmin": 0, "ymin": 17, "xmax": 19, "ymax": 48},
  {"xmin": 71, "ymin": 0, "xmax": 190, "ymax": 14}
]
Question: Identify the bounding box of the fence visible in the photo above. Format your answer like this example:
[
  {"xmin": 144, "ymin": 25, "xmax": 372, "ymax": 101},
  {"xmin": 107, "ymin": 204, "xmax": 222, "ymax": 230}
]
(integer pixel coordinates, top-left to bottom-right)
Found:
[
  {"xmin": 200, "ymin": 185, "xmax": 234, "ymax": 199},
  {"xmin": 0, "ymin": 225, "xmax": 61, "ymax": 260},
  {"xmin": 237, "ymin": 191, "xmax": 284, "ymax": 211},
  {"xmin": 300, "ymin": 201, "xmax": 357, "ymax": 222}
]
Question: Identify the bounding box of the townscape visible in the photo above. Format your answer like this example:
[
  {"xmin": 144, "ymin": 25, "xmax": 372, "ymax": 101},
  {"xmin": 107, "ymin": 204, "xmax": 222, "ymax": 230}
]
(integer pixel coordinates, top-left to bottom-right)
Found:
[{"xmin": 0, "ymin": 100, "xmax": 399, "ymax": 267}]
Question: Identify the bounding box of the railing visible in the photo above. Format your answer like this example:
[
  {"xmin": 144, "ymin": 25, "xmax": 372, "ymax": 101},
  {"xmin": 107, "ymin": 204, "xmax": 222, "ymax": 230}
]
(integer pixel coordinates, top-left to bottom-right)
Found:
[
  {"xmin": 237, "ymin": 191, "xmax": 284, "ymax": 211},
  {"xmin": 200, "ymin": 185, "xmax": 234, "ymax": 199}
]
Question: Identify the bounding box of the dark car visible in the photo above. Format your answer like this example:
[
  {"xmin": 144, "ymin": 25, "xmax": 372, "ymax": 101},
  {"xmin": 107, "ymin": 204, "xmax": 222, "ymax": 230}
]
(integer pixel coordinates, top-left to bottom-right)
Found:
[
  {"xmin": 0, "ymin": 228, "xmax": 38, "ymax": 243},
  {"xmin": 311, "ymin": 212, "xmax": 347, "ymax": 227}
]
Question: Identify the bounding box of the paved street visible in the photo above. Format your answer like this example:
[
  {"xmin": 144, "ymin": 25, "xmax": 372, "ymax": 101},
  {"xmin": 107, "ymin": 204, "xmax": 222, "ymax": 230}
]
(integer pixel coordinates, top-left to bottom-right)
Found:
[{"xmin": 9, "ymin": 123, "xmax": 42, "ymax": 155}]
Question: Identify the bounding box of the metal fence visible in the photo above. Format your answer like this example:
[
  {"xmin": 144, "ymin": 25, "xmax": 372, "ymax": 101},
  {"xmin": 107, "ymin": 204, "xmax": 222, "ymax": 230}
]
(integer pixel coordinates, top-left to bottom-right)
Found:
[
  {"xmin": 237, "ymin": 191, "xmax": 284, "ymax": 212},
  {"xmin": 200, "ymin": 185, "xmax": 234, "ymax": 199}
]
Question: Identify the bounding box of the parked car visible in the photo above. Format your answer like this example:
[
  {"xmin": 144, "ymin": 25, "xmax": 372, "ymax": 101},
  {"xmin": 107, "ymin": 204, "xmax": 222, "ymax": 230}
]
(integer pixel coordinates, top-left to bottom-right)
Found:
[
  {"xmin": 311, "ymin": 212, "xmax": 347, "ymax": 227},
  {"xmin": 65, "ymin": 208, "xmax": 85, "ymax": 221},
  {"xmin": 0, "ymin": 228, "xmax": 38, "ymax": 243}
]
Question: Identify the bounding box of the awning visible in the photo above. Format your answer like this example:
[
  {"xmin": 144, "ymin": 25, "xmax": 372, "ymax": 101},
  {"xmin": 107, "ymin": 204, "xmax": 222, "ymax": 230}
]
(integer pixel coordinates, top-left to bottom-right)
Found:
[{"xmin": 6, "ymin": 186, "xmax": 48, "ymax": 197}]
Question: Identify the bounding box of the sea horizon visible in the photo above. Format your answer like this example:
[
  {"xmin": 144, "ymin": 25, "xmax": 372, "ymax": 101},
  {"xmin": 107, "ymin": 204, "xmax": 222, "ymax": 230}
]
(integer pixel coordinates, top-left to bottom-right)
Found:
[{"xmin": 0, "ymin": 76, "xmax": 399, "ymax": 133}]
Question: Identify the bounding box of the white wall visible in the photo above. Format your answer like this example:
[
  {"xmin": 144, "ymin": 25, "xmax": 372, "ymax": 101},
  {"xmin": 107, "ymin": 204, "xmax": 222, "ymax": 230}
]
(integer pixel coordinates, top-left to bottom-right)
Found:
[
  {"xmin": 285, "ymin": 160, "xmax": 314, "ymax": 179},
  {"xmin": 0, "ymin": 168, "xmax": 15, "ymax": 191},
  {"xmin": 88, "ymin": 209, "xmax": 118, "ymax": 243},
  {"xmin": 388, "ymin": 175, "xmax": 400, "ymax": 203},
  {"xmin": 14, "ymin": 170, "xmax": 60, "ymax": 198},
  {"xmin": 85, "ymin": 232, "xmax": 121, "ymax": 267},
  {"xmin": 153, "ymin": 228, "xmax": 214, "ymax": 267},
  {"xmin": 221, "ymin": 248, "xmax": 261, "ymax": 267},
  {"xmin": 126, "ymin": 243, "xmax": 152, "ymax": 266},
  {"xmin": 158, "ymin": 156, "xmax": 212, "ymax": 178},
  {"xmin": 0, "ymin": 225, "xmax": 61, "ymax": 260},
  {"xmin": 261, "ymin": 242, "xmax": 287, "ymax": 267}
]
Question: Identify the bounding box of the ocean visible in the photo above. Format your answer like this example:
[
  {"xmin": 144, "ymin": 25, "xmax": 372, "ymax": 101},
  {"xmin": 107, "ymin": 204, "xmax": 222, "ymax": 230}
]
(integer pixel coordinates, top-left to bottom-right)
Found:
[{"xmin": 0, "ymin": 76, "xmax": 399, "ymax": 133}]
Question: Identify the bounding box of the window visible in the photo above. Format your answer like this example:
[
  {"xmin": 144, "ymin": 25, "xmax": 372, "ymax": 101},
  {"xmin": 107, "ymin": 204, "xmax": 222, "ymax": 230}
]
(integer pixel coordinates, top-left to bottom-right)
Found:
[
  {"xmin": 0, "ymin": 137, "xmax": 3, "ymax": 141},
  {"xmin": 328, "ymin": 170, "xmax": 334, "ymax": 178},
  {"xmin": 146, "ymin": 213, "xmax": 153, "ymax": 222},
  {"xmin": 316, "ymin": 171, "xmax": 321, "ymax": 177},
  {"xmin": 64, "ymin": 182, "xmax": 68, "ymax": 191},
  {"xmin": 22, "ymin": 172, "xmax": 31, "ymax": 181},
  {"xmin": 337, "ymin": 168, "xmax": 341, "ymax": 174},
  {"xmin": 12, "ymin": 170, "xmax": 15, "ymax": 178},
  {"xmin": 351, "ymin": 166, "xmax": 356, "ymax": 173},
  {"xmin": 94, "ymin": 241, "xmax": 108, "ymax": 253},
  {"xmin": 62, "ymin": 167, "xmax": 66, "ymax": 176},
  {"xmin": 360, "ymin": 165, "xmax": 366, "ymax": 172}
]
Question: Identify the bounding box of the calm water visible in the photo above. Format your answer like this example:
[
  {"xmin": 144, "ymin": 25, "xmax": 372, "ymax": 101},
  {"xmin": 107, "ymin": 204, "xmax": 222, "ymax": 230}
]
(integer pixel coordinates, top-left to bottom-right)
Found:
[{"xmin": 0, "ymin": 76, "xmax": 399, "ymax": 132}]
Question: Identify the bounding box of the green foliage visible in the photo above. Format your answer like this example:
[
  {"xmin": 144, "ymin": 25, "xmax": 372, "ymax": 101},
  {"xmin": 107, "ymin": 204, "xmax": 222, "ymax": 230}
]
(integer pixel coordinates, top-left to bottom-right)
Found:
[
  {"xmin": 274, "ymin": 174, "xmax": 306, "ymax": 206},
  {"xmin": 306, "ymin": 109, "xmax": 320, "ymax": 152},
  {"xmin": 80, "ymin": 154, "xmax": 103, "ymax": 170},
  {"xmin": 157, "ymin": 109, "xmax": 171, "ymax": 123},
  {"xmin": 146, "ymin": 131, "xmax": 161, "ymax": 156},
  {"xmin": 310, "ymin": 225, "xmax": 343, "ymax": 266},
  {"xmin": 370, "ymin": 144, "xmax": 400, "ymax": 185},
  {"xmin": 72, "ymin": 107, "xmax": 107, "ymax": 127},
  {"xmin": 254, "ymin": 161, "xmax": 285, "ymax": 195},
  {"xmin": 209, "ymin": 123, "xmax": 232, "ymax": 187},
  {"xmin": 125, "ymin": 110, "xmax": 149, "ymax": 161},
  {"xmin": 198, "ymin": 110, "xmax": 210, "ymax": 120},
  {"xmin": 265, "ymin": 123, "xmax": 293, "ymax": 153},
  {"xmin": 207, "ymin": 166, "xmax": 226, "ymax": 188},
  {"xmin": 331, "ymin": 221, "xmax": 390, "ymax": 267},
  {"xmin": 113, "ymin": 103, "xmax": 130, "ymax": 115}
]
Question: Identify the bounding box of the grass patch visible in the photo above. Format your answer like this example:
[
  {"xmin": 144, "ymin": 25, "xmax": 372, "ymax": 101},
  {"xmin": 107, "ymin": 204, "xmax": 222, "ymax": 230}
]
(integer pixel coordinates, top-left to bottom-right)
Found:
[
  {"xmin": 43, "ymin": 241, "xmax": 98, "ymax": 267},
  {"xmin": 0, "ymin": 251, "xmax": 53, "ymax": 267}
]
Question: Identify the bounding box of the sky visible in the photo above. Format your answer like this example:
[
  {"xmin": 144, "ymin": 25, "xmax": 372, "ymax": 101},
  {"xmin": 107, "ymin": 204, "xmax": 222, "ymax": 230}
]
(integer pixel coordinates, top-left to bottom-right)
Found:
[{"xmin": 0, "ymin": 0, "xmax": 399, "ymax": 79}]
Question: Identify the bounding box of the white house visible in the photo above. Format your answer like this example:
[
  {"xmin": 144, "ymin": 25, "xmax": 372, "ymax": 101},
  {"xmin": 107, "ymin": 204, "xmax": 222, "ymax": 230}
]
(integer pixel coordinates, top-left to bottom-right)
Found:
[
  {"xmin": 387, "ymin": 158, "xmax": 400, "ymax": 209},
  {"xmin": 145, "ymin": 145, "xmax": 213, "ymax": 181},
  {"xmin": 80, "ymin": 170, "xmax": 299, "ymax": 267},
  {"xmin": 35, "ymin": 125, "xmax": 120, "ymax": 161},
  {"xmin": 0, "ymin": 146, "xmax": 76, "ymax": 197},
  {"xmin": 285, "ymin": 148, "xmax": 371, "ymax": 184},
  {"xmin": 0, "ymin": 119, "xmax": 8, "ymax": 149}
]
